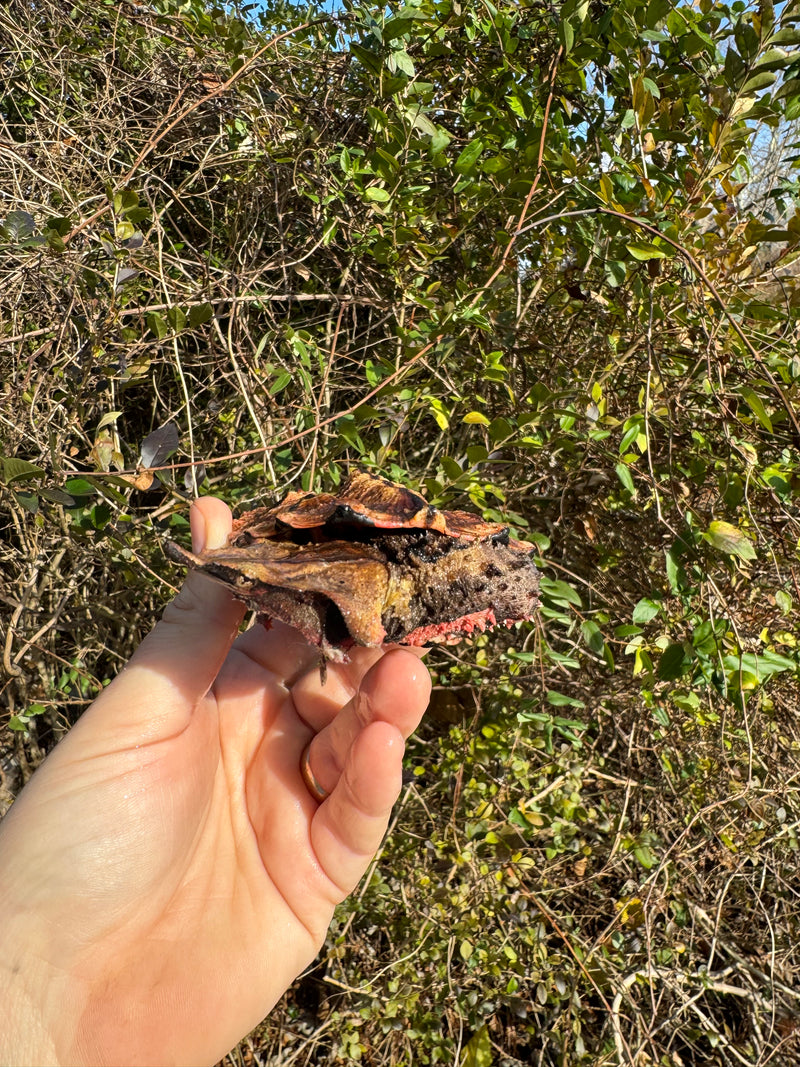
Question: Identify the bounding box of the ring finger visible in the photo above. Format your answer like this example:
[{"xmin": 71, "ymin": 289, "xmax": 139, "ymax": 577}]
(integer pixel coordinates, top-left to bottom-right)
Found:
[{"xmin": 298, "ymin": 648, "xmax": 431, "ymax": 800}]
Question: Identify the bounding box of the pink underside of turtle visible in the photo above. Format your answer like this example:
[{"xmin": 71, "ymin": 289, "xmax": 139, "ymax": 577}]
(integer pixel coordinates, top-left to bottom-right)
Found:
[
  {"xmin": 404, "ymin": 607, "xmax": 503, "ymax": 647},
  {"xmin": 257, "ymin": 606, "xmax": 529, "ymax": 654}
]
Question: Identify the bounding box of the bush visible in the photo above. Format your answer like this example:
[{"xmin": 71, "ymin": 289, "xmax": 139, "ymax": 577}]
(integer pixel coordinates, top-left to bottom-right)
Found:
[{"xmin": 2, "ymin": 0, "xmax": 800, "ymax": 1061}]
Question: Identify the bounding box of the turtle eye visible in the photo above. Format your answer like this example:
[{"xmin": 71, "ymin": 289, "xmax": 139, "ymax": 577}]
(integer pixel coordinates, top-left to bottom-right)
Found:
[{"xmin": 330, "ymin": 502, "xmax": 374, "ymax": 527}]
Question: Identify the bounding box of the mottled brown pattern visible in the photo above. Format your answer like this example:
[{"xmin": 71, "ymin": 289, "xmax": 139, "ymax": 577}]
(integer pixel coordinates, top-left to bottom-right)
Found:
[{"xmin": 166, "ymin": 472, "xmax": 539, "ymax": 659}]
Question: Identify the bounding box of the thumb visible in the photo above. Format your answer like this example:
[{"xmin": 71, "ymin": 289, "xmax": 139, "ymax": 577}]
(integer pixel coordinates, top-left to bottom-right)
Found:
[{"xmin": 95, "ymin": 497, "xmax": 245, "ymax": 730}]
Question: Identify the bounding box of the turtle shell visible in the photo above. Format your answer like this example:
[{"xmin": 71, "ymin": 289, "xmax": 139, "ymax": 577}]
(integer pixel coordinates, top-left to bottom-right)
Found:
[
  {"xmin": 166, "ymin": 470, "xmax": 539, "ymax": 660},
  {"xmin": 229, "ymin": 470, "xmax": 508, "ymax": 543}
]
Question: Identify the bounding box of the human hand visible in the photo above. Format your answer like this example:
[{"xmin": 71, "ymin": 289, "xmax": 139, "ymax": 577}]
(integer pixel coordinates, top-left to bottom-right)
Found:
[{"xmin": 0, "ymin": 497, "xmax": 431, "ymax": 1066}]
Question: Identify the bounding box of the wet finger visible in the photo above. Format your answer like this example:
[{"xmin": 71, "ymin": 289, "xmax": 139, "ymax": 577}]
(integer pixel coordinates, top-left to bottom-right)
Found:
[
  {"xmin": 302, "ymin": 649, "xmax": 431, "ymax": 799},
  {"xmin": 310, "ymin": 720, "xmax": 405, "ymax": 897}
]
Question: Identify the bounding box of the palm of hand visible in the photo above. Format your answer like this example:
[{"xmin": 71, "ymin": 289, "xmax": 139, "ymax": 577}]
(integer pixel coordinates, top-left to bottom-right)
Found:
[{"xmin": 0, "ymin": 499, "xmax": 430, "ymax": 1067}]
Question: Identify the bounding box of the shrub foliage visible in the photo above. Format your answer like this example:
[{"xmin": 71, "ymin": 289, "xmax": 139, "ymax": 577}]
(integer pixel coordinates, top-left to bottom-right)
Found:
[{"xmin": 2, "ymin": 0, "xmax": 800, "ymax": 1061}]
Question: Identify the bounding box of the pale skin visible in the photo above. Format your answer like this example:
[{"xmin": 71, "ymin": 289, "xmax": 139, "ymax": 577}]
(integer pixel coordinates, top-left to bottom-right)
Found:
[{"xmin": 0, "ymin": 497, "xmax": 431, "ymax": 1066}]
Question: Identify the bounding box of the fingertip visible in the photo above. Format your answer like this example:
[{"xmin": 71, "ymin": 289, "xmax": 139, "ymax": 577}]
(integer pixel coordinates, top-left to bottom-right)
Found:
[
  {"xmin": 370, "ymin": 647, "xmax": 433, "ymax": 708},
  {"xmin": 363, "ymin": 718, "xmax": 405, "ymax": 760},
  {"xmin": 190, "ymin": 496, "xmax": 233, "ymax": 552}
]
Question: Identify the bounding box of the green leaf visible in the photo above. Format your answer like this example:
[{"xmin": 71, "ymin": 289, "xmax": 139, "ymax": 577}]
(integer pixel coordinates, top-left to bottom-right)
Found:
[
  {"xmin": 664, "ymin": 550, "xmax": 679, "ymax": 593},
  {"xmin": 40, "ymin": 487, "xmax": 77, "ymax": 506},
  {"xmin": 115, "ymin": 219, "xmax": 135, "ymax": 242},
  {"xmin": 766, "ymin": 28, "xmax": 800, "ymax": 46},
  {"xmin": 658, "ymin": 643, "xmax": 688, "ymax": 681},
  {"xmin": 114, "ymin": 188, "xmax": 138, "ymax": 213},
  {"xmin": 738, "ymin": 386, "xmax": 772, "ymax": 432},
  {"xmin": 605, "ymin": 259, "xmax": 627, "ymax": 287},
  {"xmin": 45, "ymin": 230, "xmax": 66, "ymax": 252},
  {"xmin": 703, "ymin": 520, "xmax": 757, "ymax": 561},
  {"xmin": 751, "ymin": 48, "xmax": 790, "ymax": 73},
  {"xmin": 741, "ymin": 71, "xmax": 777, "ymax": 94},
  {"xmin": 166, "ymin": 306, "xmax": 187, "ymax": 332},
  {"xmin": 652, "ymin": 705, "xmax": 671, "ymax": 727},
  {"xmin": 626, "ymin": 242, "xmax": 668, "ymax": 261},
  {"xmin": 431, "ymin": 128, "xmax": 451, "ymax": 154},
  {"xmin": 581, "ymin": 619, "xmax": 606, "ymax": 655},
  {"xmin": 322, "ymin": 218, "xmax": 338, "ymax": 245},
  {"xmin": 43, "ymin": 215, "xmax": 71, "ymax": 237},
  {"xmin": 619, "ymin": 420, "xmax": 643, "ymax": 454},
  {"xmin": 14, "ymin": 491, "xmax": 39, "ymax": 513},
  {"xmin": 454, "ymin": 139, "xmax": 484, "ymax": 176},
  {"xmin": 540, "ymin": 578, "xmax": 582, "ymax": 608},
  {"xmin": 633, "ymin": 598, "xmax": 661, "ymax": 625},
  {"xmin": 2, "ymin": 209, "xmax": 36, "ymax": 240},
  {"xmin": 775, "ymin": 590, "xmax": 792, "ymax": 615},
  {"xmin": 391, "ymin": 49, "xmax": 415, "ymax": 77},
  {"xmin": 776, "ymin": 77, "xmax": 800, "ymax": 104},
  {"xmin": 364, "ymin": 186, "xmax": 390, "ymax": 203},
  {"xmin": 349, "ymin": 42, "xmax": 382, "ymax": 75},
  {"xmin": 88, "ymin": 502, "xmax": 111, "ymax": 530},
  {"xmin": 383, "ymin": 19, "xmax": 413, "ymax": 43},
  {"xmin": 488, "ymin": 417, "xmax": 512, "ymax": 443},
  {"xmin": 269, "ymin": 371, "xmax": 293, "ymax": 395},
  {"xmin": 64, "ymin": 477, "xmax": 98, "ymax": 497},
  {"xmin": 97, "ymin": 410, "xmax": 123, "ymax": 431},
  {"xmin": 189, "ymin": 303, "xmax": 214, "ymax": 327},
  {"xmin": 383, "ymin": 6, "xmax": 428, "ymax": 41},
  {"xmin": 615, "ymin": 462, "xmax": 635, "ymax": 494},
  {"xmin": 1, "ymin": 456, "xmax": 45, "ymax": 484},
  {"xmin": 546, "ymin": 690, "xmax": 586, "ymax": 708},
  {"xmin": 722, "ymin": 651, "xmax": 796, "ymax": 681},
  {"xmin": 461, "ymin": 1024, "xmax": 492, "ymax": 1067},
  {"xmin": 634, "ymin": 844, "xmax": 657, "ymax": 869},
  {"xmin": 558, "ymin": 18, "xmax": 575, "ymax": 54},
  {"xmin": 146, "ymin": 311, "xmax": 169, "ymax": 339}
]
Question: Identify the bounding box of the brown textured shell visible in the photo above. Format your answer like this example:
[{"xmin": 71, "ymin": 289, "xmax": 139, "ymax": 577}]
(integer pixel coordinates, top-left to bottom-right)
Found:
[
  {"xmin": 229, "ymin": 470, "xmax": 508, "ymax": 544},
  {"xmin": 165, "ymin": 470, "xmax": 540, "ymax": 661}
]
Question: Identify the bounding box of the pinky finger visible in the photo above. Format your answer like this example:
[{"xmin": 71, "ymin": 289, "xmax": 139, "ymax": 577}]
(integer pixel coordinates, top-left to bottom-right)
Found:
[{"xmin": 310, "ymin": 720, "xmax": 405, "ymax": 899}]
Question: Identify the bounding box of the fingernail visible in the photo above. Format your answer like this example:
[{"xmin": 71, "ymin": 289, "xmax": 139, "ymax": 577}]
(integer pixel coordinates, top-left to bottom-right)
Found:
[{"xmin": 205, "ymin": 508, "xmax": 231, "ymax": 550}]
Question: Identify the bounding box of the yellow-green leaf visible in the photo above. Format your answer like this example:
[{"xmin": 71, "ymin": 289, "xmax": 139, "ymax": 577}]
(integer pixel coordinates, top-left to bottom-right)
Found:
[
  {"xmin": 626, "ymin": 242, "xmax": 667, "ymax": 261},
  {"xmin": 97, "ymin": 411, "xmax": 123, "ymax": 431},
  {"xmin": 460, "ymin": 1024, "xmax": 491, "ymax": 1067},
  {"xmin": 738, "ymin": 386, "xmax": 772, "ymax": 432},
  {"xmin": 704, "ymin": 520, "xmax": 756, "ymax": 561}
]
